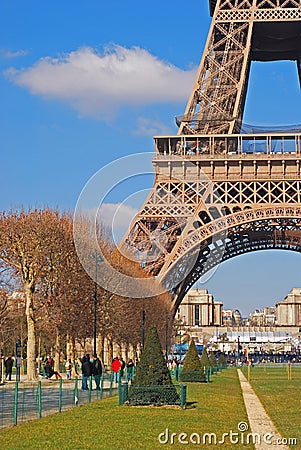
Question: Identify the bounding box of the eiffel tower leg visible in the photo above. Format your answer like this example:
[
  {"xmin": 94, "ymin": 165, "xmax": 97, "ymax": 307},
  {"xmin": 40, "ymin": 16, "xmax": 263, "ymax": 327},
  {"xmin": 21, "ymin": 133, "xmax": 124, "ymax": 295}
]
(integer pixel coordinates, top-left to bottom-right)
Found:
[{"xmin": 178, "ymin": 0, "xmax": 254, "ymax": 135}]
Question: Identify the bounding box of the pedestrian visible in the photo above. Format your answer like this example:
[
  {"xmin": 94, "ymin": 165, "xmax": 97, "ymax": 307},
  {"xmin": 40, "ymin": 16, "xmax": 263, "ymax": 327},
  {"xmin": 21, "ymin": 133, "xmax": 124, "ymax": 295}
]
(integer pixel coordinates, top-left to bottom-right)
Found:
[
  {"xmin": 111, "ymin": 357, "xmax": 121, "ymax": 384},
  {"xmin": 126, "ymin": 359, "xmax": 135, "ymax": 383},
  {"xmin": 46, "ymin": 355, "xmax": 54, "ymax": 370},
  {"xmin": 120, "ymin": 357, "xmax": 125, "ymax": 377},
  {"xmin": 4, "ymin": 356, "xmax": 13, "ymax": 381},
  {"xmin": 92, "ymin": 354, "xmax": 103, "ymax": 390},
  {"xmin": 44, "ymin": 360, "xmax": 62, "ymax": 380},
  {"xmin": 65, "ymin": 359, "xmax": 72, "ymax": 380},
  {"xmin": 81, "ymin": 354, "xmax": 93, "ymax": 390}
]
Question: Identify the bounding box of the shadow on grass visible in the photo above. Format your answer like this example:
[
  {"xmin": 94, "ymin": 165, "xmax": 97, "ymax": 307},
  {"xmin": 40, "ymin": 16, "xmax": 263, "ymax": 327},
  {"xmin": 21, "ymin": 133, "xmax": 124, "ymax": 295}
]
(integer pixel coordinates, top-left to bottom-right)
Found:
[{"xmin": 185, "ymin": 401, "xmax": 198, "ymax": 409}]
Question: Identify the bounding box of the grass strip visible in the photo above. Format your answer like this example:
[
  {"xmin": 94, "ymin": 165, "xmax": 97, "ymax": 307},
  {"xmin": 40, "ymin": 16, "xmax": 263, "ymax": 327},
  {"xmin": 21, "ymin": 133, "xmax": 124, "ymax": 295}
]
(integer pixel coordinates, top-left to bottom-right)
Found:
[
  {"xmin": 0, "ymin": 368, "xmax": 254, "ymax": 450},
  {"xmin": 242, "ymin": 364, "xmax": 301, "ymax": 448}
]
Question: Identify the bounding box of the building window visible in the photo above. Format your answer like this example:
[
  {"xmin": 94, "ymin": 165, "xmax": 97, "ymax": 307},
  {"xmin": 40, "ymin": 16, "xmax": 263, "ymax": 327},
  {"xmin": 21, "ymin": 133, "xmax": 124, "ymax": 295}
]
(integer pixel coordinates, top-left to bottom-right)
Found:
[{"xmin": 195, "ymin": 305, "xmax": 200, "ymax": 326}]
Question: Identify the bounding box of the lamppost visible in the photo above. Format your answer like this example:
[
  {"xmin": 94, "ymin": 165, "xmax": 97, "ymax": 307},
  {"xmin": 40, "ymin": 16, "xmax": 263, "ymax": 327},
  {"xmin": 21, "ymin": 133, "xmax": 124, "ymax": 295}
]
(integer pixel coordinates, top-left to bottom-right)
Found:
[
  {"xmin": 141, "ymin": 308, "xmax": 146, "ymax": 349},
  {"xmin": 165, "ymin": 312, "xmax": 169, "ymax": 360},
  {"xmin": 179, "ymin": 319, "xmax": 182, "ymax": 361},
  {"xmin": 91, "ymin": 252, "xmax": 103, "ymax": 356},
  {"xmin": 178, "ymin": 316, "xmax": 185, "ymax": 362},
  {"xmin": 16, "ymin": 339, "xmax": 22, "ymax": 382}
]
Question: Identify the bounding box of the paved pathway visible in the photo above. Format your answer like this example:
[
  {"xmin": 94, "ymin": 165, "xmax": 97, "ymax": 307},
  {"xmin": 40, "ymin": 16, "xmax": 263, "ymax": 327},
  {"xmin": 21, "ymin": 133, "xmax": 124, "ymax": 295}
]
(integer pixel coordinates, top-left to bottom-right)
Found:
[{"xmin": 237, "ymin": 369, "xmax": 290, "ymax": 450}]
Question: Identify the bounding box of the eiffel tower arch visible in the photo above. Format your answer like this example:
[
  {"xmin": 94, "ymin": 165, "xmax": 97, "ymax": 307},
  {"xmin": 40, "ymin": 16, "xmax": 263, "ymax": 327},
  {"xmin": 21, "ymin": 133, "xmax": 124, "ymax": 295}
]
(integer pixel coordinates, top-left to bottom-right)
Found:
[{"xmin": 122, "ymin": 0, "xmax": 301, "ymax": 315}]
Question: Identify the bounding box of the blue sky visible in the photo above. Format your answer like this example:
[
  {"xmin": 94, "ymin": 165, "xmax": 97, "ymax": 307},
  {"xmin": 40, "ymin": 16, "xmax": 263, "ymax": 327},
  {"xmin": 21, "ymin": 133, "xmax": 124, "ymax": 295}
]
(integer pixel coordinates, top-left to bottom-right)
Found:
[{"xmin": 1, "ymin": 0, "xmax": 301, "ymax": 315}]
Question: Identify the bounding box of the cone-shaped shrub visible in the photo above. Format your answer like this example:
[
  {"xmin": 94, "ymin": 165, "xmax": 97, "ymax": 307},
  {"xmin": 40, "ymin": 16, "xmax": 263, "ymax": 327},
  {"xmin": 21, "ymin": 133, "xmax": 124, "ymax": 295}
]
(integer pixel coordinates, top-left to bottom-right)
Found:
[
  {"xmin": 218, "ymin": 353, "xmax": 228, "ymax": 368},
  {"xmin": 133, "ymin": 326, "xmax": 173, "ymax": 386},
  {"xmin": 200, "ymin": 347, "xmax": 211, "ymax": 368},
  {"xmin": 209, "ymin": 352, "xmax": 217, "ymax": 367},
  {"xmin": 129, "ymin": 326, "xmax": 179, "ymax": 405},
  {"xmin": 180, "ymin": 340, "xmax": 206, "ymax": 382}
]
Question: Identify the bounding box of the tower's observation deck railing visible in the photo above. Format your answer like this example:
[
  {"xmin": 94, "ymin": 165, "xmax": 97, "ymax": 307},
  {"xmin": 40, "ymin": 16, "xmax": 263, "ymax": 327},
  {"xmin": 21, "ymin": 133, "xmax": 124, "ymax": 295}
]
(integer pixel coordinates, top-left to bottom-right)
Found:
[{"xmin": 154, "ymin": 133, "xmax": 301, "ymax": 158}]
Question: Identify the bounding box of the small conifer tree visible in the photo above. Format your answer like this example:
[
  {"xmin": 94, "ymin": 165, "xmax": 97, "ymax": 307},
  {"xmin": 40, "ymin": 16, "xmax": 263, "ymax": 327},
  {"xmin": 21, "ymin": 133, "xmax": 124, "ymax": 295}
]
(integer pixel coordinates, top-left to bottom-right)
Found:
[
  {"xmin": 133, "ymin": 326, "xmax": 173, "ymax": 386},
  {"xmin": 180, "ymin": 340, "xmax": 206, "ymax": 382},
  {"xmin": 218, "ymin": 353, "xmax": 228, "ymax": 368},
  {"xmin": 200, "ymin": 347, "xmax": 211, "ymax": 368},
  {"xmin": 209, "ymin": 352, "xmax": 217, "ymax": 367},
  {"xmin": 129, "ymin": 326, "xmax": 179, "ymax": 405}
]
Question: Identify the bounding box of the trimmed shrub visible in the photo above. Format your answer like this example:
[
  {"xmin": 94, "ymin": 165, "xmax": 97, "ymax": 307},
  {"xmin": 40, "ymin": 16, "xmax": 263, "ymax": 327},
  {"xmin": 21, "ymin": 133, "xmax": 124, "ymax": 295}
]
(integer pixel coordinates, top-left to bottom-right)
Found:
[
  {"xmin": 209, "ymin": 352, "xmax": 217, "ymax": 367},
  {"xmin": 218, "ymin": 353, "xmax": 228, "ymax": 368},
  {"xmin": 180, "ymin": 340, "xmax": 206, "ymax": 382},
  {"xmin": 128, "ymin": 326, "xmax": 179, "ymax": 405},
  {"xmin": 200, "ymin": 347, "xmax": 211, "ymax": 368},
  {"xmin": 133, "ymin": 326, "xmax": 173, "ymax": 386}
]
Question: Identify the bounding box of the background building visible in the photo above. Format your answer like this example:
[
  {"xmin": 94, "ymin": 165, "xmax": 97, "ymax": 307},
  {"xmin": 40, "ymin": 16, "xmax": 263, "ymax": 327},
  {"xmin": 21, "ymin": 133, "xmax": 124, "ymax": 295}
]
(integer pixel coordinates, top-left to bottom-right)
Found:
[
  {"xmin": 177, "ymin": 288, "xmax": 222, "ymax": 327},
  {"xmin": 276, "ymin": 288, "xmax": 301, "ymax": 326},
  {"xmin": 249, "ymin": 307, "xmax": 276, "ymax": 326}
]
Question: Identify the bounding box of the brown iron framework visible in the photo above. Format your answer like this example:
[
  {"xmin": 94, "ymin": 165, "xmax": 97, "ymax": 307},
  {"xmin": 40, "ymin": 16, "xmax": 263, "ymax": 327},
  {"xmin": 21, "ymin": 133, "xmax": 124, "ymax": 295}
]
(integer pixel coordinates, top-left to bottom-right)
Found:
[
  {"xmin": 122, "ymin": 0, "xmax": 301, "ymax": 314},
  {"xmin": 178, "ymin": 0, "xmax": 301, "ymax": 135}
]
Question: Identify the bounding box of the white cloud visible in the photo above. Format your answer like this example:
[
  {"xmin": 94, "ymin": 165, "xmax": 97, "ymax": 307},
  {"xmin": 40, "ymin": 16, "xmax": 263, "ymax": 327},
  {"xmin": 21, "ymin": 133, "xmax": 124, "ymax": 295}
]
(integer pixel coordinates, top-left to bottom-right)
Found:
[
  {"xmin": 4, "ymin": 44, "xmax": 196, "ymax": 119},
  {"xmin": 0, "ymin": 49, "xmax": 28, "ymax": 59},
  {"xmin": 97, "ymin": 203, "xmax": 138, "ymax": 243},
  {"xmin": 98, "ymin": 202, "xmax": 138, "ymax": 229},
  {"xmin": 133, "ymin": 117, "xmax": 173, "ymax": 136}
]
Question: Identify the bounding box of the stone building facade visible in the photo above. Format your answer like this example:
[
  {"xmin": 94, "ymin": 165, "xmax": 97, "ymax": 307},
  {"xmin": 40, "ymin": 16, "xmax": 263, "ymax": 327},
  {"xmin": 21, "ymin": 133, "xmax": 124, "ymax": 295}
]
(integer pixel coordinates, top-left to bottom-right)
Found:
[
  {"xmin": 177, "ymin": 288, "xmax": 222, "ymax": 327},
  {"xmin": 276, "ymin": 288, "xmax": 301, "ymax": 326}
]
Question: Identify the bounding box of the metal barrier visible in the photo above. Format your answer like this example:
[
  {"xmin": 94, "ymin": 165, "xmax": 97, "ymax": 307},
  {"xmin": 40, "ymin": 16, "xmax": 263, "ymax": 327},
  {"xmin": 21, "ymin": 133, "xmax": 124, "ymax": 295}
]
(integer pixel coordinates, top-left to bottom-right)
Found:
[
  {"xmin": 118, "ymin": 383, "xmax": 187, "ymax": 409},
  {"xmin": 0, "ymin": 375, "xmax": 117, "ymax": 429}
]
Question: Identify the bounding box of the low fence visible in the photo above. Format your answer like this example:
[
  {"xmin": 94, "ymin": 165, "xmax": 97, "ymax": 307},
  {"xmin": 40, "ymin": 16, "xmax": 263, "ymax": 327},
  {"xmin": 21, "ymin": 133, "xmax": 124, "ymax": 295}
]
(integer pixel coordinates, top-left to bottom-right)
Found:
[
  {"xmin": 118, "ymin": 383, "xmax": 187, "ymax": 409},
  {"xmin": 0, "ymin": 374, "xmax": 117, "ymax": 429}
]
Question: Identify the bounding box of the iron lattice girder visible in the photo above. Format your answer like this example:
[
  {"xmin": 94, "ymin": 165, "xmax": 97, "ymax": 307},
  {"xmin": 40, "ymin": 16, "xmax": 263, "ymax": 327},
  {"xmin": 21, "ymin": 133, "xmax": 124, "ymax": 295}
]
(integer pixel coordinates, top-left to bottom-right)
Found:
[
  {"xmin": 169, "ymin": 215, "xmax": 301, "ymax": 313},
  {"xmin": 180, "ymin": 0, "xmax": 301, "ymax": 135},
  {"xmin": 158, "ymin": 205, "xmax": 301, "ymax": 278},
  {"xmin": 124, "ymin": 174, "xmax": 301, "ymax": 278}
]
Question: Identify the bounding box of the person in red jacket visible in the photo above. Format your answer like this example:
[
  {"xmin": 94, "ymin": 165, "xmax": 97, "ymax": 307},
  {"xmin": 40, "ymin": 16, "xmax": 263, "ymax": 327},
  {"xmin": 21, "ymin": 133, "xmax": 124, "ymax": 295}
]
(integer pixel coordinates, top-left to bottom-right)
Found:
[{"xmin": 111, "ymin": 357, "xmax": 121, "ymax": 383}]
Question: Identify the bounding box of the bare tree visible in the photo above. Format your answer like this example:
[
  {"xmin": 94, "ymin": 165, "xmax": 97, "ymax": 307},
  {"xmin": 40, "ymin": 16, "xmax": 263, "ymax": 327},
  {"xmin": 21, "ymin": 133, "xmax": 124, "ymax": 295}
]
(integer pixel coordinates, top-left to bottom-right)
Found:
[{"xmin": 0, "ymin": 209, "xmax": 75, "ymax": 380}]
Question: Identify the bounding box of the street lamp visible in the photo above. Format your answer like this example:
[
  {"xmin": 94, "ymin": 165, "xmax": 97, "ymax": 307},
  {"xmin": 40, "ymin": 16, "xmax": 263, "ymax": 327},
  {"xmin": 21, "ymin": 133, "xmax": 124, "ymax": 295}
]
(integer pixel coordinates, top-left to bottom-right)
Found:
[
  {"xmin": 165, "ymin": 312, "xmax": 169, "ymax": 360},
  {"xmin": 16, "ymin": 339, "xmax": 22, "ymax": 382},
  {"xmin": 141, "ymin": 308, "xmax": 146, "ymax": 349},
  {"xmin": 91, "ymin": 252, "xmax": 103, "ymax": 356}
]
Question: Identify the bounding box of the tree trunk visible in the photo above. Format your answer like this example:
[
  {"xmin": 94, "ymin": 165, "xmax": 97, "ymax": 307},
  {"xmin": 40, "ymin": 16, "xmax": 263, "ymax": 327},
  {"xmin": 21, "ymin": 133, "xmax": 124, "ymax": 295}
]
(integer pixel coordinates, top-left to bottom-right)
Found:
[
  {"xmin": 124, "ymin": 343, "xmax": 128, "ymax": 362},
  {"xmin": 107, "ymin": 338, "xmax": 113, "ymax": 366},
  {"xmin": 98, "ymin": 334, "xmax": 104, "ymax": 361},
  {"xmin": 25, "ymin": 284, "xmax": 37, "ymax": 381},
  {"xmin": 54, "ymin": 330, "xmax": 60, "ymax": 373},
  {"xmin": 67, "ymin": 335, "xmax": 78, "ymax": 378},
  {"xmin": 115, "ymin": 342, "xmax": 121, "ymax": 357}
]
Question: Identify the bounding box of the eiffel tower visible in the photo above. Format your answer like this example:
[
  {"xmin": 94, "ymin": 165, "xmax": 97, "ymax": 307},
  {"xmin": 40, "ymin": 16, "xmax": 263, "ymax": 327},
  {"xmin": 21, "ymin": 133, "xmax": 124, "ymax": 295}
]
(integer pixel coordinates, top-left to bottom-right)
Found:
[{"xmin": 122, "ymin": 0, "xmax": 301, "ymax": 314}]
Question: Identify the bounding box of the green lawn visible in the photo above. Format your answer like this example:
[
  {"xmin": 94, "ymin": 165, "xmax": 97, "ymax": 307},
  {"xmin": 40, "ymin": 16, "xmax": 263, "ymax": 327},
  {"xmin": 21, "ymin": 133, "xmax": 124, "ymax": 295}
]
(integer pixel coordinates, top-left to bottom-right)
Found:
[
  {"xmin": 242, "ymin": 364, "xmax": 301, "ymax": 448},
  {"xmin": 0, "ymin": 368, "xmax": 254, "ymax": 450}
]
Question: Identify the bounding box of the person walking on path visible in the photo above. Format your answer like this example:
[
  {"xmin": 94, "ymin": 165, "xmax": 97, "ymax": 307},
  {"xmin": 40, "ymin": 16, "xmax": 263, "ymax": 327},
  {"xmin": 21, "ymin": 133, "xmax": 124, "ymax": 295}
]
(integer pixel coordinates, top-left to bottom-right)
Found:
[
  {"xmin": 81, "ymin": 354, "xmax": 93, "ymax": 390},
  {"xmin": 92, "ymin": 354, "xmax": 103, "ymax": 390},
  {"xmin": 120, "ymin": 358, "xmax": 126, "ymax": 378},
  {"xmin": 111, "ymin": 357, "xmax": 121, "ymax": 384},
  {"xmin": 126, "ymin": 359, "xmax": 135, "ymax": 383},
  {"xmin": 65, "ymin": 359, "xmax": 72, "ymax": 380},
  {"xmin": 4, "ymin": 356, "xmax": 13, "ymax": 381}
]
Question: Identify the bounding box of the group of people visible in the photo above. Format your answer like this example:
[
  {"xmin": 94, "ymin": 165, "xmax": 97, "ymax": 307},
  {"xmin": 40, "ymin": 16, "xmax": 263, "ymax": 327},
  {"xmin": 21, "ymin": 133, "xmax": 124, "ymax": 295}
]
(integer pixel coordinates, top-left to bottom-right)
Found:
[
  {"xmin": 111, "ymin": 357, "xmax": 135, "ymax": 383},
  {"xmin": 2, "ymin": 353, "xmax": 135, "ymax": 386},
  {"xmin": 44, "ymin": 356, "xmax": 62, "ymax": 380},
  {"xmin": 81, "ymin": 354, "xmax": 103, "ymax": 390}
]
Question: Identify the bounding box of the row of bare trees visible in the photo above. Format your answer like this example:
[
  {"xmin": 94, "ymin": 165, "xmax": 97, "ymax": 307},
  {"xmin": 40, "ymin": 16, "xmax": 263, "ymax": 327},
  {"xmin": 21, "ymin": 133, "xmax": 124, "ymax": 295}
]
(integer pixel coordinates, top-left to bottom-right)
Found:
[{"xmin": 0, "ymin": 208, "xmax": 172, "ymax": 380}]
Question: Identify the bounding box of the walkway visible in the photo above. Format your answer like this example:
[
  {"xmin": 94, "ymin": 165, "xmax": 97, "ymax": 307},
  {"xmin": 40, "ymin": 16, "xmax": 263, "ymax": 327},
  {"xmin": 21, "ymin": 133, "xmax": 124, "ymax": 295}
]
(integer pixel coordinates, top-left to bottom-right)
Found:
[{"xmin": 237, "ymin": 369, "xmax": 289, "ymax": 450}]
